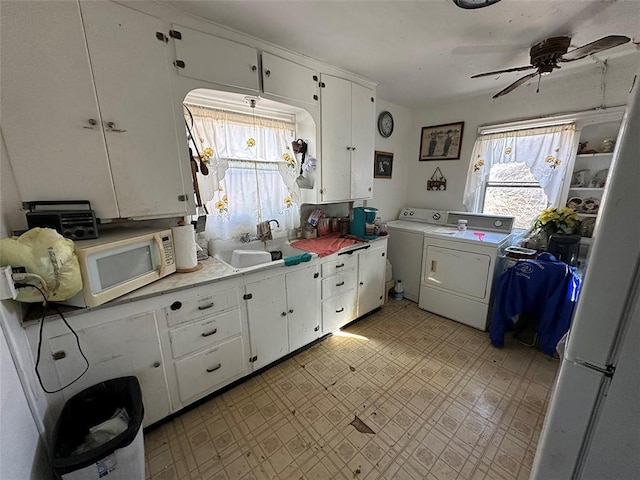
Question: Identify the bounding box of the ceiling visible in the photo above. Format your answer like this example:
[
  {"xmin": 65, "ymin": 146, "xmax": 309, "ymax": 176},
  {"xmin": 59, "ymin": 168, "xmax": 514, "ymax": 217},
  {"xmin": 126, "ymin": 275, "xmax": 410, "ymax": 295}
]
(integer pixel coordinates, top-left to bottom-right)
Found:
[{"xmin": 164, "ymin": 0, "xmax": 640, "ymax": 109}]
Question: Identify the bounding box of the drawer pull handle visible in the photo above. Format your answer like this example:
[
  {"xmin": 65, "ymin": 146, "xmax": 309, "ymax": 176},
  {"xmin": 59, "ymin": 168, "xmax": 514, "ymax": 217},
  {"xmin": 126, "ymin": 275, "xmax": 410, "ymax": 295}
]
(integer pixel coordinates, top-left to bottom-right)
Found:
[
  {"xmin": 206, "ymin": 363, "xmax": 222, "ymax": 373},
  {"xmin": 198, "ymin": 302, "xmax": 215, "ymax": 310},
  {"xmin": 431, "ymin": 260, "xmax": 437, "ymax": 273},
  {"xmin": 153, "ymin": 361, "xmax": 161, "ymax": 368},
  {"xmin": 170, "ymin": 301, "xmax": 182, "ymax": 311},
  {"xmin": 336, "ymin": 263, "xmax": 345, "ymax": 268},
  {"xmin": 336, "ymin": 281, "xmax": 345, "ymax": 287},
  {"xmin": 336, "ymin": 307, "xmax": 344, "ymax": 313},
  {"xmin": 201, "ymin": 328, "xmax": 218, "ymax": 337}
]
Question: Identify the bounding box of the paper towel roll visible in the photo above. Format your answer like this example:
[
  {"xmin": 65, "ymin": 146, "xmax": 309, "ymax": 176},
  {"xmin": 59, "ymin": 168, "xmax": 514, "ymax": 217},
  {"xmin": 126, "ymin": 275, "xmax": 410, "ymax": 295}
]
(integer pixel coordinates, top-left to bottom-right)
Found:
[{"xmin": 171, "ymin": 224, "xmax": 198, "ymax": 271}]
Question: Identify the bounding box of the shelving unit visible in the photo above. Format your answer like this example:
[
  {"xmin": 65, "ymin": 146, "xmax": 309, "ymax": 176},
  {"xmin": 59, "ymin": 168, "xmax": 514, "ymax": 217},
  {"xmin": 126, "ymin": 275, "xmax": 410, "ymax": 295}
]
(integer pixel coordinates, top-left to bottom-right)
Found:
[{"xmin": 561, "ymin": 110, "xmax": 624, "ymax": 254}]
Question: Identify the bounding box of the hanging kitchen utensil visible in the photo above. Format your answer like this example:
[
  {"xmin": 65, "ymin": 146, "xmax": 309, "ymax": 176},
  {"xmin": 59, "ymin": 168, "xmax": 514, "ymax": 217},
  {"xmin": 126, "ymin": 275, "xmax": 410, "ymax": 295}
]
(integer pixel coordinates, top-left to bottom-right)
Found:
[
  {"xmin": 427, "ymin": 167, "xmax": 447, "ymax": 191},
  {"xmin": 183, "ymin": 105, "xmax": 209, "ymax": 176},
  {"xmin": 292, "ymin": 138, "xmax": 313, "ymax": 189},
  {"xmin": 188, "ymin": 147, "xmax": 204, "ymax": 208}
]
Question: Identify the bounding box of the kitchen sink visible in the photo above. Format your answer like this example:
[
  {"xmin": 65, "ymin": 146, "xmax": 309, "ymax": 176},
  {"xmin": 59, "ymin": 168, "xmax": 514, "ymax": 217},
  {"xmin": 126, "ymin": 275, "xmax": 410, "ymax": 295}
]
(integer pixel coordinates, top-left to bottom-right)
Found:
[{"xmin": 213, "ymin": 239, "xmax": 309, "ymax": 271}]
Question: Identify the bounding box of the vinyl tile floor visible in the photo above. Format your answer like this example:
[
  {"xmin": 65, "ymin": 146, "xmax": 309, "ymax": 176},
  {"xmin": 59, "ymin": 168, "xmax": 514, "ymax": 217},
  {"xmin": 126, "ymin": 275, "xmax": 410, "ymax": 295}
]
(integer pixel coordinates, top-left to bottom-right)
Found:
[{"xmin": 144, "ymin": 299, "xmax": 559, "ymax": 480}]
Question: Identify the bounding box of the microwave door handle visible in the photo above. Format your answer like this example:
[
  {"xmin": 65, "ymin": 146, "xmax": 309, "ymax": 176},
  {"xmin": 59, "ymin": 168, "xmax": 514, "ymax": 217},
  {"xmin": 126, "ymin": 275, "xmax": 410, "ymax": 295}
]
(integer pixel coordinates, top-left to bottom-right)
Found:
[{"xmin": 155, "ymin": 234, "xmax": 167, "ymax": 277}]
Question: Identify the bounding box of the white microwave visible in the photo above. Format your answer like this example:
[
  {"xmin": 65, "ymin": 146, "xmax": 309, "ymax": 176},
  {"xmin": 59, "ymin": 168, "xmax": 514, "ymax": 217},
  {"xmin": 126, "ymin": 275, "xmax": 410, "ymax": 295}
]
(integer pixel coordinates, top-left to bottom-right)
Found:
[{"xmin": 62, "ymin": 228, "xmax": 176, "ymax": 307}]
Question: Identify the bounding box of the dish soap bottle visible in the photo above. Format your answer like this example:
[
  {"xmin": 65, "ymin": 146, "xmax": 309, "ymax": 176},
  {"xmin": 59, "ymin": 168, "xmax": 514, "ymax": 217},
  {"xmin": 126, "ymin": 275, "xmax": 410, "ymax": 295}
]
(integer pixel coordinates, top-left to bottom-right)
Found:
[{"xmin": 393, "ymin": 280, "xmax": 404, "ymax": 300}]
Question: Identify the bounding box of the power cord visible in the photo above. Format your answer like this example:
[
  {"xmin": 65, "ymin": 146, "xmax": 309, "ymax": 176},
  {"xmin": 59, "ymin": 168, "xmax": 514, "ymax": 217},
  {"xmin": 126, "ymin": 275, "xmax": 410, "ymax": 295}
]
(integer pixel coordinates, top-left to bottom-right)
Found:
[{"xmin": 15, "ymin": 283, "xmax": 90, "ymax": 394}]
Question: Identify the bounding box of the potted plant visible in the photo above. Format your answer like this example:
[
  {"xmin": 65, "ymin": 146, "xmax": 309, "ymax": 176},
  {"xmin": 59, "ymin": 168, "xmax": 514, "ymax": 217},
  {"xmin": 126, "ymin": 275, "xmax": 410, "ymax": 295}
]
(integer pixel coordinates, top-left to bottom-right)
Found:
[{"xmin": 528, "ymin": 206, "xmax": 581, "ymax": 250}]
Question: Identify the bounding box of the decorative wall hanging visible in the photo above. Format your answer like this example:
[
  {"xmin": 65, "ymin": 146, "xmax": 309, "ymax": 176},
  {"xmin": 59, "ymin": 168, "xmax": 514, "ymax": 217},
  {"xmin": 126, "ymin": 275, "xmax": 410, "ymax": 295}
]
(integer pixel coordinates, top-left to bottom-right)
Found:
[
  {"xmin": 419, "ymin": 122, "xmax": 464, "ymax": 160},
  {"xmin": 374, "ymin": 151, "xmax": 394, "ymax": 179},
  {"xmin": 427, "ymin": 167, "xmax": 447, "ymax": 190}
]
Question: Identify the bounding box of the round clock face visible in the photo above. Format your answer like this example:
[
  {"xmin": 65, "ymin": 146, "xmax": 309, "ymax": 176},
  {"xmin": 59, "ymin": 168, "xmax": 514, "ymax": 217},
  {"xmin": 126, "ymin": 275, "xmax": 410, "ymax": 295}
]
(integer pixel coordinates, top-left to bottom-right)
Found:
[{"xmin": 378, "ymin": 111, "xmax": 394, "ymax": 138}]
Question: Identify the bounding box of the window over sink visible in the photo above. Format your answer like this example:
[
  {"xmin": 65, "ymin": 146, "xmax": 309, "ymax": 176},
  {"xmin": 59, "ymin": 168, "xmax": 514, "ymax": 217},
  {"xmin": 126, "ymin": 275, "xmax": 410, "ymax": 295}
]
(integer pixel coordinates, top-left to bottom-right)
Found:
[{"xmin": 184, "ymin": 90, "xmax": 316, "ymax": 240}]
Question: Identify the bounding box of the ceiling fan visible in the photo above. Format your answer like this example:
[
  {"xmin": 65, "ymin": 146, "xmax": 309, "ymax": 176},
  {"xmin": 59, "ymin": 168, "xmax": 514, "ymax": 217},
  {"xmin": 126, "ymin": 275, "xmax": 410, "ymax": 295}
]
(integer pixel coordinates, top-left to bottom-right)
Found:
[{"xmin": 472, "ymin": 35, "xmax": 631, "ymax": 99}]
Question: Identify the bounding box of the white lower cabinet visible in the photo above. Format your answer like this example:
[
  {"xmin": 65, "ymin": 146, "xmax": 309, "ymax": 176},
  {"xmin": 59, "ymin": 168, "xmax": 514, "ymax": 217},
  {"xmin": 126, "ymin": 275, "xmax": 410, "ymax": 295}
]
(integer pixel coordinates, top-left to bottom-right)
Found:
[
  {"xmin": 28, "ymin": 241, "xmax": 387, "ymax": 428},
  {"xmin": 321, "ymin": 253, "xmax": 358, "ymax": 333},
  {"xmin": 174, "ymin": 336, "xmax": 246, "ymax": 403},
  {"xmin": 245, "ymin": 274, "xmax": 289, "ymax": 370},
  {"xmin": 41, "ymin": 310, "xmax": 170, "ymax": 427},
  {"xmin": 245, "ymin": 264, "xmax": 321, "ymax": 369},
  {"xmin": 162, "ymin": 282, "xmax": 249, "ymax": 409},
  {"xmin": 357, "ymin": 241, "xmax": 387, "ymax": 316},
  {"xmin": 322, "ymin": 290, "xmax": 358, "ymax": 333},
  {"xmin": 286, "ymin": 265, "xmax": 322, "ymax": 351}
]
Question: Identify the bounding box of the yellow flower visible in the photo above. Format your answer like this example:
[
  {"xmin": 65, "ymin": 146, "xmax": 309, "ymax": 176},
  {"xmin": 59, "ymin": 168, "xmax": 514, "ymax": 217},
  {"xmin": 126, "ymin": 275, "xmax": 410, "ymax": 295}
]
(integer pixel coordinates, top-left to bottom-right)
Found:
[
  {"xmin": 247, "ymin": 138, "xmax": 256, "ymax": 148},
  {"xmin": 282, "ymin": 153, "xmax": 295, "ymax": 167},
  {"xmin": 505, "ymin": 147, "xmax": 512, "ymax": 155},
  {"xmin": 473, "ymin": 158, "xmax": 485, "ymax": 172},
  {"xmin": 214, "ymin": 200, "xmax": 226, "ymax": 211},
  {"xmin": 284, "ymin": 196, "xmax": 293, "ymax": 208},
  {"xmin": 221, "ymin": 195, "xmax": 228, "ymax": 204}
]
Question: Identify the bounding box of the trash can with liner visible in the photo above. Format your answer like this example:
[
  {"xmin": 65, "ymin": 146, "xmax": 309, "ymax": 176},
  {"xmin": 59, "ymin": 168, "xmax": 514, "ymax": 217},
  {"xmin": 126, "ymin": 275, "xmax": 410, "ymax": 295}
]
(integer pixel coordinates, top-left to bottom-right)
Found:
[{"xmin": 51, "ymin": 376, "xmax": 145, "ymax": 480}]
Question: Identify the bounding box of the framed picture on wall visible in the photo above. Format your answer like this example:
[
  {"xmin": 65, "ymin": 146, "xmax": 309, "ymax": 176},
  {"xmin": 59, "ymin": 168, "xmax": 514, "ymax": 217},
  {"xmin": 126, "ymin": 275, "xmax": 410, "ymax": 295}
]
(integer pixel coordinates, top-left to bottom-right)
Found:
[
  {"xmin": 419, "ymin": 122, "xmax": 464, "ymax": 161},
  {"xmin": 374, "ymin": 151, "xmax": 394, "ymax": 179}
]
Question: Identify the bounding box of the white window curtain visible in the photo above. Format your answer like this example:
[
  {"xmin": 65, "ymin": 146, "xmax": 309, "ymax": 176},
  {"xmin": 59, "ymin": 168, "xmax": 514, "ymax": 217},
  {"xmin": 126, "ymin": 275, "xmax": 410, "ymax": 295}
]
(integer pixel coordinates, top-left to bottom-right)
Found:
[
  {"xmin": 463, "ymin": 124, "xmax": 577, "ymax": 212},
  {"xmin": 185, "ymin": 104, "xmax": 300, "ymax": 240}
]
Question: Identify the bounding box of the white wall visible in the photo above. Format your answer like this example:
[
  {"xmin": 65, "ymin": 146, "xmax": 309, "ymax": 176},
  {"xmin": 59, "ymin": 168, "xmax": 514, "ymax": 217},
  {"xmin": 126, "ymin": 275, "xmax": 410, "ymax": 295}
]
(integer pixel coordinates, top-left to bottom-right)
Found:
[
  {"xmin": 407, "ymin": 53, "xmax": 640, "ymax": 211},
  {"xmin": 0, "ymin": 134, "xmax": 52, "ymax": 478},
  {"xmin": 369, "ymin": 100, "xmax": 414, "ymax": 222}
]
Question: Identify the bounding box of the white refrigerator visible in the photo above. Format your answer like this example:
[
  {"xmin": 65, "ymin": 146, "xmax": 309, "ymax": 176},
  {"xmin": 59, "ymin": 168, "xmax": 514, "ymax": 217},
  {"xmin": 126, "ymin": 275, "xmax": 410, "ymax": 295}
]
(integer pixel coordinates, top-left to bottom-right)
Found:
[{"xmin": 531, "ymin": 73, "xmax": 640, "ymax": 479}]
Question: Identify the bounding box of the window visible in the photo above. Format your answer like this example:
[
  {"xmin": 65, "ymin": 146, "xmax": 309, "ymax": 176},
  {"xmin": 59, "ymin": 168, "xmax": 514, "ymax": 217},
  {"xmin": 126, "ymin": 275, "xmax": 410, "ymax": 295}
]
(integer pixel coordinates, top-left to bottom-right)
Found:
[
  {"xmin": 185, "ymin": 103, "xmax": 302, "ymax": 240},
  {"xmin": 483, "ymin": 163, "xmax": 548, "ymax": 229},
  {"xmin": 463, "ymin": 124, "xmax": 577, "ymax": 229}
]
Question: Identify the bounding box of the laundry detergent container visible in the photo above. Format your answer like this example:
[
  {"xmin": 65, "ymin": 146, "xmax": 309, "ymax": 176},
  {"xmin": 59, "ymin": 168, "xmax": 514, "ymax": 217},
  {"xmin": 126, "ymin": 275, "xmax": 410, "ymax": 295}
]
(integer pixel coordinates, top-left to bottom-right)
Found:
[{"xmin": 51, "ymin": 376, "xmax": 145, "ymax": 480}]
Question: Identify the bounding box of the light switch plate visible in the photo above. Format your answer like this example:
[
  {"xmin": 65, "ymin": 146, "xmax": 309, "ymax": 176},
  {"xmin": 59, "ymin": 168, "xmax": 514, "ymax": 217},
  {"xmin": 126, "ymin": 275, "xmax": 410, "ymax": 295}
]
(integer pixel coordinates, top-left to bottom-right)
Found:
[{"xmin": 0, "ymin": 266, "xmax": 17, "ymax": 300}]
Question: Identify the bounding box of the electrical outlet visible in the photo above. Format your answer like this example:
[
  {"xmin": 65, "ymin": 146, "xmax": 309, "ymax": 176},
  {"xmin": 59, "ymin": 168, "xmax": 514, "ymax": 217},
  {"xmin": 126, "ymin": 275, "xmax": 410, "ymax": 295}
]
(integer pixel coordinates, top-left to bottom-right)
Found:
[{"xmin": 0, "ymin": 266, "xmax": 17, "ymax": 300}]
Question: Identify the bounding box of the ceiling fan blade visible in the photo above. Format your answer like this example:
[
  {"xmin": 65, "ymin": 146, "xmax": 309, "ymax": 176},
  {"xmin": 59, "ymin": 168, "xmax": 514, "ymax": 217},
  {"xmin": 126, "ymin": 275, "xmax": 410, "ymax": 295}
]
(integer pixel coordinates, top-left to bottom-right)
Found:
[
  {"xmin": 559, "ymin": 35, "xmax": 631, "ymax": 62},
  {"xmin": 492, "ymin": 72, "xmax": 539, "ymax": 99},
  {"xmin": 471, "ymin": 65, "xmax": 536, "ymax": 78}
]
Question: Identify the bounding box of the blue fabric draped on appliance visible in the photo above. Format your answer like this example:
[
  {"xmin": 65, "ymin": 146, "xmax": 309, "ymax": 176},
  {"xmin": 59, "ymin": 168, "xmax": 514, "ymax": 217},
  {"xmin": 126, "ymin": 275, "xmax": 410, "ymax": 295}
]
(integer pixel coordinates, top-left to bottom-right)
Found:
[{"xmin": 490, "ymin": 253, "xmax": 581, "ymax": 355}]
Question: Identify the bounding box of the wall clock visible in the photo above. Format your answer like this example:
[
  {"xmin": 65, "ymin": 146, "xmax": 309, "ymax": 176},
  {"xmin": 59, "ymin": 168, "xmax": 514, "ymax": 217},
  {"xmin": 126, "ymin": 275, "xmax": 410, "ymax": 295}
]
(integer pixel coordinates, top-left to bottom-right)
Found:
[{"xmin": 377, "ymin": 111, "xmax": 394, "ymax": 138}]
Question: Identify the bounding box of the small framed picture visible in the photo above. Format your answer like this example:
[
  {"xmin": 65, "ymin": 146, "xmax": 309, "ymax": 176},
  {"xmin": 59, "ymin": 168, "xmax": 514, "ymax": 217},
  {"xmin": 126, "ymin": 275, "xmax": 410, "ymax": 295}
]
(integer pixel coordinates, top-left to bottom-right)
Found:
[
  {"xmin": 419, "ymin": 122, "xmax": 464, "ymax": 161},
  {"xmin": 374, "ymin": 151, "xmax": 393, "ymax": 179}
]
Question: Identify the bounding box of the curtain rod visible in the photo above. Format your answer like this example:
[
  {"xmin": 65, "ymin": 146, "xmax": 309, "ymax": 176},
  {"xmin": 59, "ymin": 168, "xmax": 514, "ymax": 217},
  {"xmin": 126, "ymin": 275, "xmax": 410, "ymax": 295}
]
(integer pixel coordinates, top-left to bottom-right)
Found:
[{"xmin": 478, "ymin": 104, "xmax": 627, "ymax": 135}]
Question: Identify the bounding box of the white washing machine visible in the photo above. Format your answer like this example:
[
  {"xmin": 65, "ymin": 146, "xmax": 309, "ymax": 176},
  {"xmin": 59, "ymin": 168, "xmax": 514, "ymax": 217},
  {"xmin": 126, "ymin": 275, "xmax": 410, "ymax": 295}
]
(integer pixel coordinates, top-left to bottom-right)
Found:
[
  {"xmin": 418, "ymin": 211, "xmax": 514, "ymax": 331},
  {"xmin": 386, "ymin": 208, "xmax": 447, "ymax": 302}
]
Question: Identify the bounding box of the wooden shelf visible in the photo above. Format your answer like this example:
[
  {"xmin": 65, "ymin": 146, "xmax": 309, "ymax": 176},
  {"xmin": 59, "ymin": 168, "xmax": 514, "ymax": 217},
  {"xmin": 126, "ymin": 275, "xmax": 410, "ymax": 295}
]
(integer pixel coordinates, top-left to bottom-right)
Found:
[
  {"xmin": 577, "ymin": 213, "xmax": 598, "ymax": 218},
  {"xmin": 568, "ymin": 187, "xmax": 605, "ymax": 192}
]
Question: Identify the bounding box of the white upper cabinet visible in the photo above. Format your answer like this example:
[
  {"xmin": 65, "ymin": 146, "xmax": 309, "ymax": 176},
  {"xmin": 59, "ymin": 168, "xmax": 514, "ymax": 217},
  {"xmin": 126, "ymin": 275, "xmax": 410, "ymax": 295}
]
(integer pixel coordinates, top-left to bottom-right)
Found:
[
  {"xmin": 350, "ymin": 83, "xmax": 376, "ymax": 199},
  {"xmin": 171, "ymin": 24, "xmax": 260, "ymax": 92},
  {"xmin": 261, "ymin": 52, "xmax": 319, "ymax": 105},
  {"xmin": 1, "ymin": 1, "xmax": 191, "ymax": 220},
  {"xmin": 81, "ymin": 2, "xmax": 189, "ymax": 218},
  {"xmin": 0, "ymin": 1, "xmax": 118, "ymax": 219},
  {"xmin": 320, "ymin": 74, "xmax": 376, "ymax": 202}
]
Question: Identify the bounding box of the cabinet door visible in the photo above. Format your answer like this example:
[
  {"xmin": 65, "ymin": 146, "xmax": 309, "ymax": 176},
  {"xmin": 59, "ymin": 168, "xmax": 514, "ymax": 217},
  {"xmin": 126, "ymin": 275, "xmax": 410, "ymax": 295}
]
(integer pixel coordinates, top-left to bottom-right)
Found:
[
  {"xmin": 286, "ymin": 266, "xmax": 321, "ymax": 352},
  {"xmin": 0, "ymin": 1, "xmax": 119, "ymax": 219},
  {"xmin": 320, "ymin": 74, "xmax": 352, "ymax": 202},
  {"xmin": 81, "ymin": 2, "xmax": 190, "ymax": 218},
  {"xmin": 245, "ymin": 275, "xmax": 289, "ymax": 370},
  {"xmin": 47, "ymin": 311, "xmax": 170, "ymax": 427},
  {"xmin": 357, "ymin": 243, "xmax": 387, "ymax": 316},
  {"xmin": 350, "ymin": 83, "xmax": 376, "ymax": 199},
  {"xmin": 172, "ymin": 24, "xmax": 260, "ymax": 92},
  {"xmin": 262, "ymin": 52, "xmax": 318, "ymax": 105}
]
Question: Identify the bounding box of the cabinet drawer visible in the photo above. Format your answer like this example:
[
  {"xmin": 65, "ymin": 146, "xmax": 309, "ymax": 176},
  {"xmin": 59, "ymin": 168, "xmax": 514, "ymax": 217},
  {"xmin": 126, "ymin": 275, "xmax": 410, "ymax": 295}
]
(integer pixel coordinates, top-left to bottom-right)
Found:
[
  {"xmin": 174, "ymin": 336, "xmax": 246, "ymax": 403},
  {"xmin": 169, "ymin": 308, "xmax": 242, "ymax": 359},
  {"xmin": 165, "ymin": 288, "xmax": 239, "ymax": 327},
  {"xmin": 321, "ymin": 268, "xmax": 356, "ymax": 299},
  {"xmin": 322, "ymin": 289, "xmax": 357, "ymax": 333},
  {"xmin": 322, "ymin": 255, "xmax": 357, "ymax": 277}
]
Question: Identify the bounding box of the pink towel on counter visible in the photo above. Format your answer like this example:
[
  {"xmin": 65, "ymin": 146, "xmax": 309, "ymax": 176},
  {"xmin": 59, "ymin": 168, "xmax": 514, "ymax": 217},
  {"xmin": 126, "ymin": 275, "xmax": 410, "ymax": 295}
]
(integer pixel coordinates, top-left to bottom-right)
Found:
[{"xmin": 291, "ymin": 233, "xmax": 363, "ymax": 257}]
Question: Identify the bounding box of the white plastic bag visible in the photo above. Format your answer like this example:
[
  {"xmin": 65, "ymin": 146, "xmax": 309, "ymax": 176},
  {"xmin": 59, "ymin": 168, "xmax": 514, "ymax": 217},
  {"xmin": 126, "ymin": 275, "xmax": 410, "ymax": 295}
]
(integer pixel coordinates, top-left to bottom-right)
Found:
[{"xmin": 0, "ymin": 228, "xmax": 82, "ymax": 302}]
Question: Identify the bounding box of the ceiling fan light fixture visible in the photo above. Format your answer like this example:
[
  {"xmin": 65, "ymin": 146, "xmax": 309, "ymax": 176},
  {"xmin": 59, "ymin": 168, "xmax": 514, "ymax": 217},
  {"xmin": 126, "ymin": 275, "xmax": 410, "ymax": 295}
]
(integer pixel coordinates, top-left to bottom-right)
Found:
[{"xmin": 452, "ymin": 0, "xmax": 502, "ymax": 9}]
